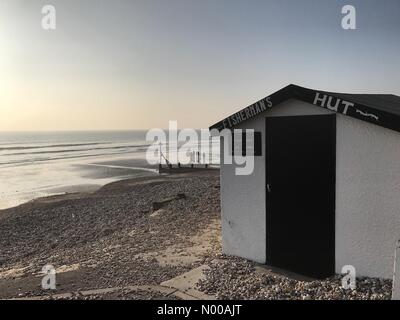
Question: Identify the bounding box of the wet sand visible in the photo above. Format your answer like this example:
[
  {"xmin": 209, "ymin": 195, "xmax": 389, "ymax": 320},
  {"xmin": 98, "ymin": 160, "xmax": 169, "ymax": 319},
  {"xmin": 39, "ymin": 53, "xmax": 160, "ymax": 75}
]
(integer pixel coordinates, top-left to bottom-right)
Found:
[{"xmin": 0, "ymin": 157, "xmax": 160, "ymax": 211}]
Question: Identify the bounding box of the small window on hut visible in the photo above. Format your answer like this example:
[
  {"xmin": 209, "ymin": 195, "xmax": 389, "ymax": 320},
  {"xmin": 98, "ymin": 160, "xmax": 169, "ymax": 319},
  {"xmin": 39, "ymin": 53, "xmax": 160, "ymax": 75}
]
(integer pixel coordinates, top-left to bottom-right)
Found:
[{"xmin": 232, "ymin": 131, "xmax": 262, "ymax": 156}]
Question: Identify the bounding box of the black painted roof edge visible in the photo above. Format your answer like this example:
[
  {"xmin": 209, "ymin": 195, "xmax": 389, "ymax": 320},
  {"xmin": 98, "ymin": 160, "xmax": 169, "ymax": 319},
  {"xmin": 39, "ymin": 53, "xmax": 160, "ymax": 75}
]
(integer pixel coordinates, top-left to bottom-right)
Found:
[{"xmin": 209, "ymin": 84, "xmax": 400, "ymax": 133}]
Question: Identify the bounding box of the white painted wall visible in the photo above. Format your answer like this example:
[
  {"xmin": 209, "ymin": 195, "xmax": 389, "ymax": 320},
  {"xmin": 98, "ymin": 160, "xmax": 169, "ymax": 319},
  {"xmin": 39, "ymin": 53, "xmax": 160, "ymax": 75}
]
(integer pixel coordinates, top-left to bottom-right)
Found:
[
  {"xmin": 335, "ymin": 114, "xmax": 400, "ymax": 279},
  {"xmin": 220, "ymin": 98, "xmax": 400, "ymax": 279},
  {"xmin": 220, "ymin": 115, "xmax": 266, "ymax": 263}
]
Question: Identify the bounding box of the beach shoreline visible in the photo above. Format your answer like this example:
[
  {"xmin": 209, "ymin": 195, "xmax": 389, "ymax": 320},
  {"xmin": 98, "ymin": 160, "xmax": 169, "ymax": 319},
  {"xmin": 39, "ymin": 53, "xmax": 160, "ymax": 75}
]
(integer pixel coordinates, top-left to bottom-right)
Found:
[
  {"xmin": 0, "ymin": 158, "xmax": 161, "ymax": 211},
  {"xmin": 0, "ymin": 130, "xmax": 220, "ymax": 211}
]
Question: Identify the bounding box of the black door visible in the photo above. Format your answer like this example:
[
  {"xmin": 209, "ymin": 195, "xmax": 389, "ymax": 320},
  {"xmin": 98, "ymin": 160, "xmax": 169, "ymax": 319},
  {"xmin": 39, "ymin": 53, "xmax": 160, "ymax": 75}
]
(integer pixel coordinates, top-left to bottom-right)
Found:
[{"xmin": 265, "ymin": 115, "xmax": 336, "ymax": 278}]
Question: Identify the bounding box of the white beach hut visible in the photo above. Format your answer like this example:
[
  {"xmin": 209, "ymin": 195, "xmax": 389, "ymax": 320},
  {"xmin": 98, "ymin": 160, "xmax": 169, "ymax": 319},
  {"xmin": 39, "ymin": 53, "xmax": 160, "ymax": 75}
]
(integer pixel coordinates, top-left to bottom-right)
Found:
[{"xmin": 210, "ymin": 84, "xmax": 400, "ymax": 279}]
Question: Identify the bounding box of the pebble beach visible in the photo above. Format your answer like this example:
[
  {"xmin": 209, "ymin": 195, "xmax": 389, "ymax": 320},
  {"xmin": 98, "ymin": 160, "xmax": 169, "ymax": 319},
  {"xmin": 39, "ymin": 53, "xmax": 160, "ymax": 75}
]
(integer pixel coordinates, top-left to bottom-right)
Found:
[{"xmin": 0, "ymin": 171, "xmax": 393, "ymax": 300}]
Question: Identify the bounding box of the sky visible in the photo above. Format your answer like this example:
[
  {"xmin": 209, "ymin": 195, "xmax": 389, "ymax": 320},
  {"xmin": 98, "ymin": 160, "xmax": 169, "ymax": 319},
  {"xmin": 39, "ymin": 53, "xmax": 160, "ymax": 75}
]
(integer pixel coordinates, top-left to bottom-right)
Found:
[{"xmin": 1, "ymin": 0, "xmax": 400, "ymax": 131}]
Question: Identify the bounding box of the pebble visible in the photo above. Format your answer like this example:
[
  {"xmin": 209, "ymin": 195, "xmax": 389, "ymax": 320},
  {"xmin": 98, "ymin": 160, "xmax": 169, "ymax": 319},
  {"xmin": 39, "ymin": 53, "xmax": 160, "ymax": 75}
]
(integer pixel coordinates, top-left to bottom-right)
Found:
[{"xmin": 196, "ymin": 256, "xmax": 392, "ymax": 300}]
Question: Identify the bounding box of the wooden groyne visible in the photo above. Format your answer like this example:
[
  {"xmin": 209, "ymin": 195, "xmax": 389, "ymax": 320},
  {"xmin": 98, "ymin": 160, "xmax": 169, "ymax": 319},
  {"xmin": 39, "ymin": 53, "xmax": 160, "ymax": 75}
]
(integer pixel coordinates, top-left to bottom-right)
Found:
[{"xmin": 158, "ymin": 163, "xmax": 219, "ymax": 174}]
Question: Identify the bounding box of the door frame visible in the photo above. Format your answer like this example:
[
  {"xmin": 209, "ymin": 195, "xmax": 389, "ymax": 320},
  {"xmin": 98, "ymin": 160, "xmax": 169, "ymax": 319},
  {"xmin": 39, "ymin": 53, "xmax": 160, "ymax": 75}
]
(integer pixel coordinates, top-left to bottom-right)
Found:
[{"xmin": 265, "ymin": 114, "xmax": 336, "ymax": 277}]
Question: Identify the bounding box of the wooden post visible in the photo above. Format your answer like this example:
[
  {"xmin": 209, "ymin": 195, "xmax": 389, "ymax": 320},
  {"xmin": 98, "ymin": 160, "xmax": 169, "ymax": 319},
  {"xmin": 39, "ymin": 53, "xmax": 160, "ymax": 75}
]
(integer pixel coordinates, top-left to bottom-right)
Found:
[
  {"xmin": 159, "ymin": 142, "xmax": 162, "ymax": 165},
  {"xmin": 392, "ymin": 240, "xmax": 400, "ymax": 300}
]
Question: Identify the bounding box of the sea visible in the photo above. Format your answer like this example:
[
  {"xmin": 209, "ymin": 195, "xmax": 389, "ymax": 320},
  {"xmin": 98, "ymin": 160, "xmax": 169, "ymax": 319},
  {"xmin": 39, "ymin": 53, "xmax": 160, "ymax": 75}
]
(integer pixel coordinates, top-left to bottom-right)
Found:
[{"xmin": 0, "ymin": 131, "xmax": 220, "ymax": 210}]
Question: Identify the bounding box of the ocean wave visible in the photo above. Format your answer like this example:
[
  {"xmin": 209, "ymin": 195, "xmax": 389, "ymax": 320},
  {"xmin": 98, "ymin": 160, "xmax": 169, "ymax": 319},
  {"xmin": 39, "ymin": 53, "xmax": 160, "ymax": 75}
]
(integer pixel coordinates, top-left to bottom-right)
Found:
[
  {"xmin": 0, "ymin": 150, "xmax": 137, "ymax": 167},
  {"xmin": 1, "ymin": 144, "xmax": 151, "ymax": 157},
  {"xmin": 0, "ymin": 142, "xmax": 112, "ymax": 151}
]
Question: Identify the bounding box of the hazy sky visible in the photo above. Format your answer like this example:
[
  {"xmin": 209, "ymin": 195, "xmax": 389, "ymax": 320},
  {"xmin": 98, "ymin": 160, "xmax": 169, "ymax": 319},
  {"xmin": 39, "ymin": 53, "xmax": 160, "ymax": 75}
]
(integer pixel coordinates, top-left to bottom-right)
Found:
[{"xmin": 1, "ymin": 0, "xmax": 400, "ymax": 131}]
